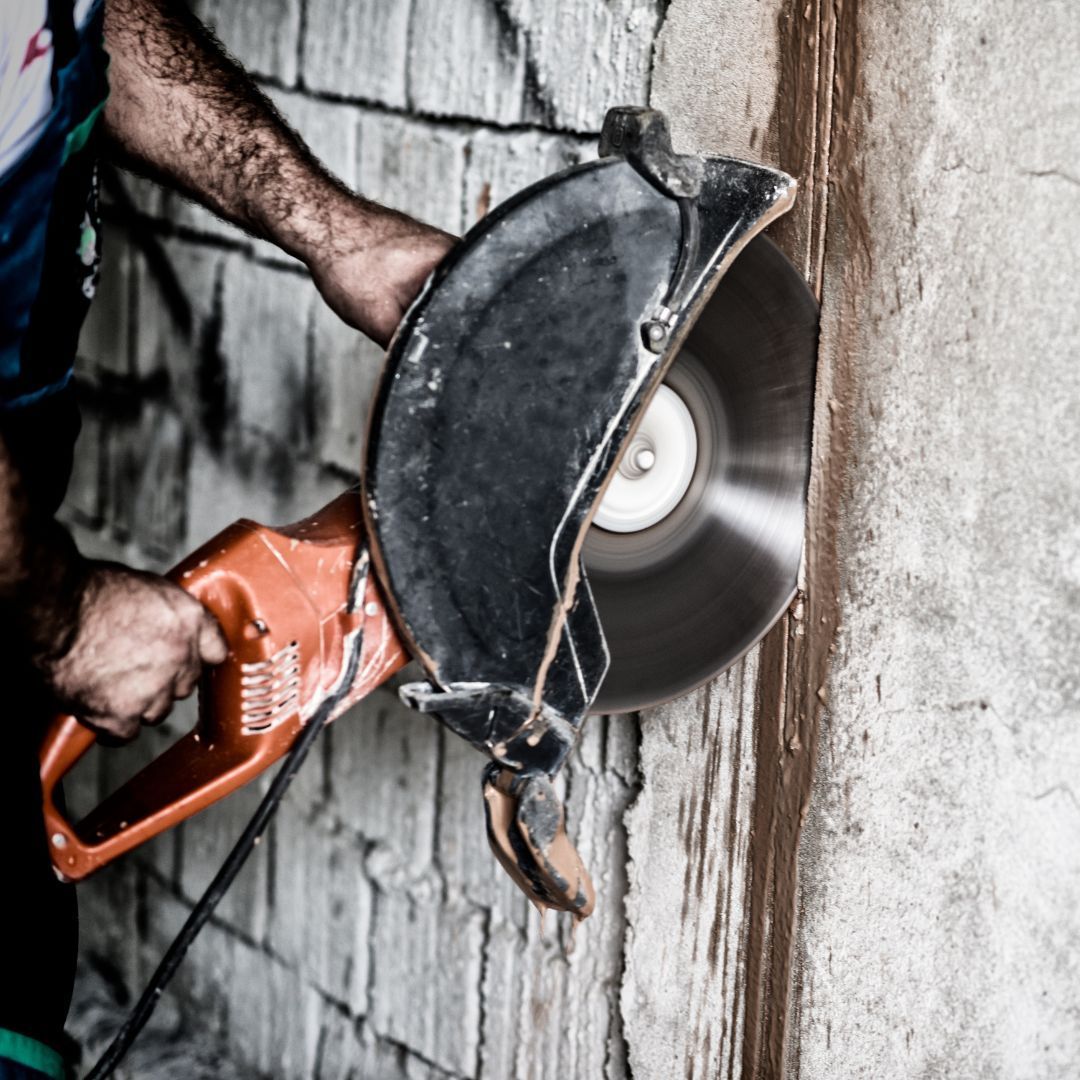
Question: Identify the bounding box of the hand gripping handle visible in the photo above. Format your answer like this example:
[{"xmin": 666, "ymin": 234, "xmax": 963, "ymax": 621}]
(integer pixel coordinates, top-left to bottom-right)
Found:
[
  {"xmin": 38, "ymin": 545, "xmax": 271, "ymax": 882},
  {"xmin": 38, "ymin": 492, "xmax": 407, "ymax": 882}
]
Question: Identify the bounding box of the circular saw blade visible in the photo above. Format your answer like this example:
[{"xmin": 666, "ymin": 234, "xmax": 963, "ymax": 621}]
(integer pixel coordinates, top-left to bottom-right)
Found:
[{"xmin": 584, "ymin": 234, "xmax": 819, "ymax": 714}]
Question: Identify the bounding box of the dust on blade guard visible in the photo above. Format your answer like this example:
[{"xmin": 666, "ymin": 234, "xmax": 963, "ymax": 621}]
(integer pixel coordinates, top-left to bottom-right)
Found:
[{"xmin": 363, "ymin": 105, "xmax": 814, "ymax": 918}]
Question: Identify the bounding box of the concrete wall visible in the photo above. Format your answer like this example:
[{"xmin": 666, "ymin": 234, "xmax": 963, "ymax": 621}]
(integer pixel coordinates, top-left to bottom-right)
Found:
[
  {"xmin": 790, "ymin": 3, "xmax": 1080, "ymax": 1076},
  {"xmin": 59, "ymin": 0, "xmax": 1080, "ymax": 1078},
  {"xmin": 640, "ymin": 3, "xmax": 1080, "ymax": 1078}
]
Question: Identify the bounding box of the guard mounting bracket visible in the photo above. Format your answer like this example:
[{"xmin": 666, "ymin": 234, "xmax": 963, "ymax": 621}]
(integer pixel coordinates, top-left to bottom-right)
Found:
[{"xmin": 599, "ymin": 106, "xmax": 705, "ymax": 200}]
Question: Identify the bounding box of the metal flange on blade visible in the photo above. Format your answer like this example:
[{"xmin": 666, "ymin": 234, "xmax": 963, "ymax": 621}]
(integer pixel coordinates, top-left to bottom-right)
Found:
[{"xmin": 362, "ymin": 106, "xmax": 815, "ymax": 915}]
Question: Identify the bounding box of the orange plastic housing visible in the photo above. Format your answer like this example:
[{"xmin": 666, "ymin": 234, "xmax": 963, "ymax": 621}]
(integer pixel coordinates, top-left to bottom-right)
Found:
[{"xmin": 39, "ymin": 491, "xmax": 408, "ymax": 882}]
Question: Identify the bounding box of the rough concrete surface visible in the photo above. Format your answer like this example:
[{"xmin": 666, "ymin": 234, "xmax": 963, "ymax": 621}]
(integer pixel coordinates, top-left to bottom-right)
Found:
[
  {"xmin": 56, "ymin": 0, "xmax": 1080, "ymax": 1077},
  {"xmin": 791, "ymin": 3, "xmax": 1080, "ymax": 1077}
]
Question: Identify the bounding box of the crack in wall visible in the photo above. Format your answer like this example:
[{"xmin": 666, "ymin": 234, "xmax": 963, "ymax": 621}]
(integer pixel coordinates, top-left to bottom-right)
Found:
[
  {"xmin": 488, "ymin": 0, "xmax": 559, "ymax": 129},
  {"xmin": 741, "ymin": 2, "xmax": 870, "ymax": 1078}
]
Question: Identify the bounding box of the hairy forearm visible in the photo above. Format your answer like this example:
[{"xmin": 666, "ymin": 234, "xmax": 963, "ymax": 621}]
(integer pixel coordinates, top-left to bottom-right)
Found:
[
  {"xmin": 102, "ymin": 0, "xmax": 454, "ymax": 345},
  {"xmin": 0, "ymin": 436, "xmax": 87, "ymax": 662},
  {"xmin": 2, "ymin": 434, "xmax": 228, "ymax": 734},
  {"xmin": 102, "ymin": 0, "xmax": 376, "ymax": 264}
]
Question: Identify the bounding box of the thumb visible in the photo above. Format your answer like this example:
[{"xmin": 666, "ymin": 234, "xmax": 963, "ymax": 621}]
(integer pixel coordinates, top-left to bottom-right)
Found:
[{"xmin": 197, "ymin": 610, "xmax": 229, "ymax": 665}]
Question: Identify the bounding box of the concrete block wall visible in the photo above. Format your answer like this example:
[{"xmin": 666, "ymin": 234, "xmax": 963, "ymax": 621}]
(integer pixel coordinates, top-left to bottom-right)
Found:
[{"xmin": 61, "ymin": 1, "xmax": 662, "ymax": 1075}]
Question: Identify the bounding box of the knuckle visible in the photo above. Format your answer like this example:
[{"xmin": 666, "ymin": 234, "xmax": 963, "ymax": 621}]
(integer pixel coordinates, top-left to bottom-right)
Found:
[{"xmin": 92, "ymin": 716, "xmax": 139, "ymax": 743}]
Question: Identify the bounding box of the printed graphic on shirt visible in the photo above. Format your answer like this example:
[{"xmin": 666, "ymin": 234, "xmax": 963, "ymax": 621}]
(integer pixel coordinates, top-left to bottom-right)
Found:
[
  {"xmin": 77, "ymin": 159, "xmax": 100, "ymax": 300},
  {"xmin": 0, "ymin": 0, "xmax": 96, "ymax": 177}
]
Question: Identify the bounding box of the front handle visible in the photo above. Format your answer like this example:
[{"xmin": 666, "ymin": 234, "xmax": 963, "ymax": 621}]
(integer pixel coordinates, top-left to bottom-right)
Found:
[
  {"xmin": 39, "ymin": 561, "xmax": 406, "ymax": 881},
  {"xmin": 39, "ymin": 715, "xmax": 96, "ymax": 872}
]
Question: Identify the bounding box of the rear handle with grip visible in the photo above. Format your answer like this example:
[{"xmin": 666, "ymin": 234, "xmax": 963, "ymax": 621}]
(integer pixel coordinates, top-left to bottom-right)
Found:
[
  {"xmin": 39, "ymin": 701, "xmax": 300, "ymax": 882},
  {"xmin": 38, "ymin": 491, "xmax": 409, "ymax": 882}
]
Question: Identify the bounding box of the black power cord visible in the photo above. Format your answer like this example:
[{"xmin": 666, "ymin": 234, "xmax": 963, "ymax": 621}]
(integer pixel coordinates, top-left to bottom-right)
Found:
[{"xmin": 84, "ymin": 560, "xmax": 369, "ymax": 1079}]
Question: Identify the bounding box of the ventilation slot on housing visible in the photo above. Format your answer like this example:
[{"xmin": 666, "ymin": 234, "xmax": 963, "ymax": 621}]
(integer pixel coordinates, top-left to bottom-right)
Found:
[{"xmin": 240, "ymin": 641, "xmax": 301, "ymax": 733}]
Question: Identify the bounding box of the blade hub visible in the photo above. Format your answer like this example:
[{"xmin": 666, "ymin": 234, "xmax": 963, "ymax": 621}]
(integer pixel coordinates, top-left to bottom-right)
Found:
[{"xmin": 593, "ymin": 384, "xmax": 698, "ymax": 534}]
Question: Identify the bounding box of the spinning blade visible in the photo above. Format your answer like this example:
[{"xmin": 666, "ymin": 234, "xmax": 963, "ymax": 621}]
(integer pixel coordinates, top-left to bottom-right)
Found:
[{"xmin": 584, "ymin": 235, "xmax": 819, "ymax": 713}]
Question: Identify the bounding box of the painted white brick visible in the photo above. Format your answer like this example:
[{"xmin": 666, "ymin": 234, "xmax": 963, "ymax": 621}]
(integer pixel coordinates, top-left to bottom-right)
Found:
[
  {"xmin": 120, "ymin": 173, "xmax": 167, "ymax": 220},
  {"xmin": 357, "ymin": 112, "xmax": 469, "ymax": 234},
  {"xmin": 499, "ymin": 0, "xmax": 662, "ymax": 131},
  {"xmin": 132, "ymin": 239, "xmax": 221, "ymax": 407},
  {"xmin": 195, "ymin": 0, "xmax": 301, "ymax": 85},
  {"xmin": 309, "ymin": 297, "xmax": 383, "ymax": 473},
  {"xmin": 408, "ymin": 0, "xmax": 661, "ymax": 132},
  {"xmin": 408, "ymin": 0, "xmax": 528, "ymax": 127},
  {"xmin": 73, "ymin": 863, "xmax": 141, "ymax": 993},
  {"xmin": 227, "ymin": 943, "xmax": 324, "ymax": 1077},
  {"xmin": 79, "ymin": 226, "xmax": 132, "ymax": 377},
  {"xmin": 371, "ymin": 890, "xmax": 485, "ymax": 1077},
  {"xmin": 179, "ymin": 775, "xmax": 271, "ymax": 943},
  {"xmin": 316, "ymin": 1014, "xmax": 464, "ymax": 1080},
  {"xmin": 266, "ymin": 88, "xmax": 363, "ymax": 190},
  {"xmin": 477, "ymin": 745, "xmax": 635, "ymax": 1080},
  {"xmin": 462, "ymin": 126, "xmax": 594, "ymax": 229},
  {"xmin": 69, "ymin": 887, "xmax": 248, "ymax": 1080},
  {"xmin": 105, "ymin": 402, "xmax": 187, "ymax": 560},
  {"xmin": 102, "ymin": 167, "xmax": 168, "ymax": 222},
  {"xmin": 326, "ymin": 691, "xmax": 439, "ymax": 886},
  {"xmin": 269, "ymin": 801, "xmax": 373, "ymax": 1014},
  {"xmin": 435, "ymin": 729, "xmax": 534, "ymax": 923},
  {"xmin": 184, "ymin": 439, "xmax": 281, "ymax": 549},
  {"xmin": 64, "ymin": 402, "xmax": 103, "ymax": 525},
  {"xmin": 164, "ymin": 195, "xmax": 304, "ymax": 273},
  {"xmin": 135, "ymin": 877, "xmax": 233, "ymax": 1043},
  {"xmin": 219, "ymin": 255, "xmax": 316, "ymax": 442},
  {"xmin": 64, "ymin": 517, "xmax": 139, "ymax": 564},
  {"xmin": 135, "ymin": 879, "xmax": 319, "ymax": 1077},
  {"xmin": 184, "ymin": 438, "xmax": 349, "ymax": 550},
  {"xmin": 302, "ymin": 0, "xmax": 410, "ymax": 108},
  {"xmin": 165, "ymin": 192, "xmax": 243, "ymax": 245}
]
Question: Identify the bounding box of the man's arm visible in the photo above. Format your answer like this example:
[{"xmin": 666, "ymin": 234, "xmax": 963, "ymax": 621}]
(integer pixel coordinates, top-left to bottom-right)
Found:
[
  {"xmin": 6, "ymin": 2, "xmax": 450, "ymax": 740},
  {"xmin": 0, "ymin": 439, "xmax": 85, "ymax": 667},
  {"xmin": 0, "ymin": 432, "xmax": 226, "ymax": 741},
  {"xmin": 102, "ymin": 0, "xmax": 454, "ymax": 346}
]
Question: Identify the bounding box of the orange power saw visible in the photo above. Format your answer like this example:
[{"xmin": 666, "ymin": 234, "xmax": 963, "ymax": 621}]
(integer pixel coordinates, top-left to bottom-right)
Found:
[{"xmin": 39, "ymin": 107, "xmax": 818, "ymax": 929}]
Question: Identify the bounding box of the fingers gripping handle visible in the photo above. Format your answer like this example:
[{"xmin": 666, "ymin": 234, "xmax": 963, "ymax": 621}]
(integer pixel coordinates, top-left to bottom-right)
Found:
[
  {"xmin": 37, "ymin": 514, "xmax": 292, "ymax": 881},
  {"xmin": 37, "ymin": 563, "xmax": 238, "ymax": 882},
  {"xmin": 38, "ymin": 493, "xmax": 407, "ymax": 882},
  {"xmin": 37, "ymin": 542, "xmax": 289, "ymax": 882}
]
